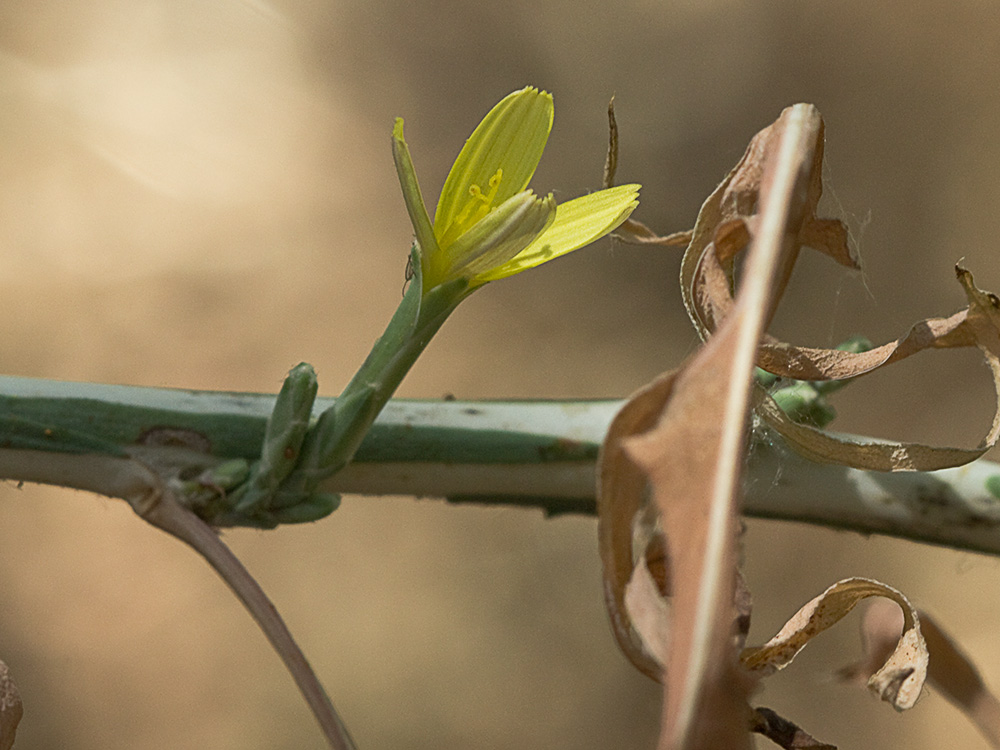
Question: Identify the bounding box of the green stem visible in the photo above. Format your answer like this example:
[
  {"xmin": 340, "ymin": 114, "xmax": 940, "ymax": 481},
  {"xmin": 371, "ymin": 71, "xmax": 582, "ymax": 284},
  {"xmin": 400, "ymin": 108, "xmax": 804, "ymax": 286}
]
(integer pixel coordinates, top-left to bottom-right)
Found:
[
  {"xmin": 5, "ymin": 375, "xmax": 1000, "ymax": 555},
  {"xmin": 266, "ymin": 250, "xmax": 465, "ymax": 503},
  {"xmin": 317, "ymin": 278, "xmax": 460, "ymax": 471}
]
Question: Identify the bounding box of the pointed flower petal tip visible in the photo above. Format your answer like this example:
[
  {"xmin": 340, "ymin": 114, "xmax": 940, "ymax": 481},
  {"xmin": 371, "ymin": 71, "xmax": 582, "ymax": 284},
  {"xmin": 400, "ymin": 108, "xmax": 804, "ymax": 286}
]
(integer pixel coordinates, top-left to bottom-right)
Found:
[{"xmin": 390, "ymin": 114, "xmax": 440, "ymax": 262}]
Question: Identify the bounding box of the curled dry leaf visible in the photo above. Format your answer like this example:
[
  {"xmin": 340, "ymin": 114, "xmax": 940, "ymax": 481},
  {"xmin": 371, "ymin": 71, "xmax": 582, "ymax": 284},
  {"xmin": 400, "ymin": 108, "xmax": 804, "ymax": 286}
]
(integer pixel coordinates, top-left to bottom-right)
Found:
[
  {"xmin": 599, "ymin": 104, "xmax": 825, "ymax": 750},
  {"xmin": 694, "ymin": 153, "xmax": 1000, "ymax": 471},
  {"xmin": 755, "ymin": 265, "xmax": 1000, "ymax": 471},
  {"xmin": 599, "ymin": 370, "xmax": 680, "ymax": 683},
  {"xmin": 597, "ymin": 102, "xmax": 979, "ymax": 747},
  {"xmin": 740, "ymin": 578, "xmax": 927, "ymax": 711},
  {"xmin": 621, "ymin": 517, "xmax": 752, "ymax": 683},
  {"xmin": 675, "ymin": 106, "xmax": 857, "ymax": 345},
  {"xmin": 841, "ymin": 601, "xmax": 1000, "ymax": 747},
  {"xmin": 0, "ymin": 659, "xmax": 22, "ymax": 750},
  {"xmin": 616, "ymin": 75, "xmax": 1000, "ymax": 472},
  {"xmin": 695, "ymin": 137, "xmax": 1000, "ymax": 471}
]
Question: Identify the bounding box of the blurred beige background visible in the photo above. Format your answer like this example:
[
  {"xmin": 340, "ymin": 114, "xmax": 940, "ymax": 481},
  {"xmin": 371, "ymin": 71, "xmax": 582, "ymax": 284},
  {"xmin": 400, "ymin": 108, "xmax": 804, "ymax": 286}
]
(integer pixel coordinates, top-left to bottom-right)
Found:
[{"xmin": 2, "ymin": 1, "xmax": 1000, "ymax": 748}]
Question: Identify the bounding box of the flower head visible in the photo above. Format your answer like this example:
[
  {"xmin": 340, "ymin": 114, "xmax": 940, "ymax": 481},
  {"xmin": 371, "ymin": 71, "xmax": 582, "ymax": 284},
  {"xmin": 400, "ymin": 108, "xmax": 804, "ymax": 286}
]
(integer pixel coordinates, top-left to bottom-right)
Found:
[{"xmin": 392, "ymin": 87, "xmax": 640, "ymax": 295}]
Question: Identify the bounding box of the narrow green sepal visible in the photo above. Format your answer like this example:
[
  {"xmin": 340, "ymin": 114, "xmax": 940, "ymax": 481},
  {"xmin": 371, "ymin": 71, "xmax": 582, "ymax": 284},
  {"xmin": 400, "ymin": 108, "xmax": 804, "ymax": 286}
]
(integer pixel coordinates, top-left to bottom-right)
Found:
[
  {"xmin": 230, "ymin": 362, "xmax": 319, "ymax": 515},
  {"xmin": 261, "ymin": 362, "xmax": 318, "ymax": 480},
  {"xmin": 392, "ymin": 119, "xmax": 441, "ymax": 262}
]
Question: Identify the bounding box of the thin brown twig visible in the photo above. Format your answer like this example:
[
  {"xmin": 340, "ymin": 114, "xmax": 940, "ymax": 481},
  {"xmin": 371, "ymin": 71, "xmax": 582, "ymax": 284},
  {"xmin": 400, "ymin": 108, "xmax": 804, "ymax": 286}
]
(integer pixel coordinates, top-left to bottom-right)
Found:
[{"xmin": 134, "ymin": 484, "xmax": 357, "ymax": 750}]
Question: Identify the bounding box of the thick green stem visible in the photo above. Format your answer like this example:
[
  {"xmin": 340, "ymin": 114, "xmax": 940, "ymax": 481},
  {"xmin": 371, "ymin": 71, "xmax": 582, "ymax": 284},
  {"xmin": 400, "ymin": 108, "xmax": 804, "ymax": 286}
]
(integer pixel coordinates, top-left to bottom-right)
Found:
[
  {"xmin": 315, "ymin": 278, "xmax": 459, "ymax": 473},
  {"xmin": 266, "ymin": 249, "xmax": 465, "ymax": 506},
  {"xmin": 5, "ymin": 376, "xmax": 1000, "ymax": 554}
]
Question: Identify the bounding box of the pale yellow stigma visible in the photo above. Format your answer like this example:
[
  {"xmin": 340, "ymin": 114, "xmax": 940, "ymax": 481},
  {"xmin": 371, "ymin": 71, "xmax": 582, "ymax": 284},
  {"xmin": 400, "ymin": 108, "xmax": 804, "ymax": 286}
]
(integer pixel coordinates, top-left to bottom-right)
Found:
[{"xmin": 438, "ymin": 169, "xmax": 503, "ymax": 249}]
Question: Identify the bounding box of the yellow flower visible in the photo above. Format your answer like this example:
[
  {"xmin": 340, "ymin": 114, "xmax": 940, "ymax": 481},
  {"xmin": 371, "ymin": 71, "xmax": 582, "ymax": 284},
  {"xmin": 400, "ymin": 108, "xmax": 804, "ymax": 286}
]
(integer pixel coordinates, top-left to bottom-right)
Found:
[{"xmin": 392, "ymin": 87, "xmax": 640, "ymax": 295}]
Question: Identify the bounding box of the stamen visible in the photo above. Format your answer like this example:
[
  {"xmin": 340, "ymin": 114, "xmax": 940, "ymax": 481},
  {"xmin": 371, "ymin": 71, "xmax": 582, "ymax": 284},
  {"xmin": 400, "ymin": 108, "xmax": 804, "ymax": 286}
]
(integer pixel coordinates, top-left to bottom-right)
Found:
[
  {"xmin": 486, "ymin": 169, "xmax": 503, "ymax": 200},
  {"xmin": 464, "ymin": 168, "xmax": 503, "ymax": 227},
  {"xmin": 438, "ymin": 168, "xmax": 505, "ymax": 249}
]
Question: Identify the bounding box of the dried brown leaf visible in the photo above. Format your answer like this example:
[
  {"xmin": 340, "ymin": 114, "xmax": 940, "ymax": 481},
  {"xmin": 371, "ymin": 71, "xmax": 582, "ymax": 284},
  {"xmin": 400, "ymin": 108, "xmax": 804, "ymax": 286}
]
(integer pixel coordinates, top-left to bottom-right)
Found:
[
  {"xmin": 677, "ymin": 108, "xmax": 857, "ymax": 346},
  {"xmin": 741, "ymin": 578, "xmax": 927, "ymax": 711},
  {"xmin": 611, "ymin": 89, "xmax": 1000, "ymax": 478},
  {"xmin": 756, "ymin": 309, "xmax": 971, "ymax": 381},
  {"xmin": 602, "ymin": 97, "xmax": 689, "ymax": 247},
  {"xmin": 598, "ymin": 370, "xmax": 678, "ymax": 682},
  {"xmin": 598, "ymin": 101, "xmax": 986, "ymax": 746},
  {"xmin": 625, "ymin": 274, "xmax": 757, "ymax": 750},
  {"xmin": 604, "ymin": 95, "xmax": 618, "ymax": 189},
  {"xmin": 835, "ymin": 598, "xmax": 903, "ymax": 687},
  {"xmin": 757, "ymin": 266, "xmax": 1000, "ymax": 471},
  {"xmin": 0, "ymin": 659, "xmax": 22, "ymax": 750},
  {"xmin": 623, "ymin": 547, "xmax": 753, "ymax": 683},
  {"xmin": 599, "ymin": 104, "xmax": 825, "ymax": 750},
  {"xmin": 661, "ymin": 93, "xmax": 1000, "ymax": 474}
]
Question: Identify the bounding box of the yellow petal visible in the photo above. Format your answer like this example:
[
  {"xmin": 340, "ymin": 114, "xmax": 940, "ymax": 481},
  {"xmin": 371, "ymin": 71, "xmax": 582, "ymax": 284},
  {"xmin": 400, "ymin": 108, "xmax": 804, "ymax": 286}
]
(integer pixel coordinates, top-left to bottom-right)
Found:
[
  {"xmin": 434, "ymin": 87, "xmax": 553, "ymax": 244},
  {"xmin": 435, "ymin": 190, "xmax": 555, "ymax": 287},
  {"xmin": 475, "ymin": 183, "xmax": 640, "ymax": 283}
]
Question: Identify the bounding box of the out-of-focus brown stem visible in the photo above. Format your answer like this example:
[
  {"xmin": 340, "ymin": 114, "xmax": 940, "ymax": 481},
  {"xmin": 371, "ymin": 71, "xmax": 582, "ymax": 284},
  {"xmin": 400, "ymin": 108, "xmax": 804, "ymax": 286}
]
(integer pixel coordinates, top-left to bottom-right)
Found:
[{"xmin": 133, "ymin": 483, "xmax": 357, "ymax": 750}]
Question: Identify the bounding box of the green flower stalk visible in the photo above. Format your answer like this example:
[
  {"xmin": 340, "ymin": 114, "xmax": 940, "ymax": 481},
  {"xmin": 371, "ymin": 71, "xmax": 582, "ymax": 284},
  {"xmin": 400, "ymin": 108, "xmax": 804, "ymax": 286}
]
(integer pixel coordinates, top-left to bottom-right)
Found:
[{"xmin": 231, "ymin": 87, "xmax": 641, "ymax": 526}]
